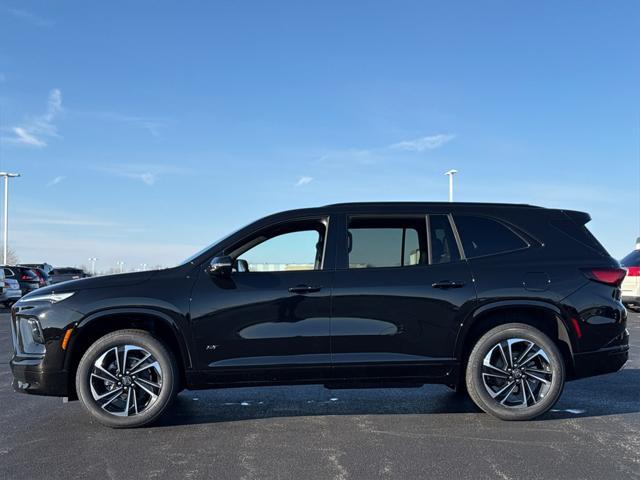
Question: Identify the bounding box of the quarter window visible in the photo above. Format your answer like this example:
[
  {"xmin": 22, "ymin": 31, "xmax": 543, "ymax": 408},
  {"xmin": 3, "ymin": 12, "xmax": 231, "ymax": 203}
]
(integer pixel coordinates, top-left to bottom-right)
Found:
[
  {"xmin": 454, "ymin": 215, "xmax": 527, "ymax": 258},
  {"xmin": 348, "ymin": 217, "xmax": 427, "ymax": 269}
]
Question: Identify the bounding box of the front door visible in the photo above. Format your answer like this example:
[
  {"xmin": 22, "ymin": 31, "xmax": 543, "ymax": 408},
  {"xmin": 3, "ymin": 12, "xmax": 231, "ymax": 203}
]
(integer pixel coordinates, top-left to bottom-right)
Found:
[
  {"xmin": 190, "ymin": 216, "xmax": 334, "ymax": 385},
  {"xmin": 330, "ymin": 213, "xmax": 477, "ymax": 381}
]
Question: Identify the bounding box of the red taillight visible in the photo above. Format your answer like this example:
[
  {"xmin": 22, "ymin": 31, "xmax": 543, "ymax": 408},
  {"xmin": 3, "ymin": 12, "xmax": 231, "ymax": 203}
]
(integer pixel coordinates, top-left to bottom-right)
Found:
[
  {"xmin": 582, "ymin": 267, "xmax": 626, "ymax": 286},
  {"xmin": 20, "ymin": 274, "xmax": 30, "ymax": 281},
  {"xmin": 626, "ymin": 266, "xmax": 640, "ymax": 277}
]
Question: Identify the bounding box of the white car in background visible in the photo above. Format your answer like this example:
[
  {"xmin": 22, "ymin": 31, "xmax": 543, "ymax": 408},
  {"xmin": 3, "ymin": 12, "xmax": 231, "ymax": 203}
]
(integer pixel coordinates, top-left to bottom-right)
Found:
[{"xmin": 621, "ymin": 245, "xmax": 640, "ymax": 311}]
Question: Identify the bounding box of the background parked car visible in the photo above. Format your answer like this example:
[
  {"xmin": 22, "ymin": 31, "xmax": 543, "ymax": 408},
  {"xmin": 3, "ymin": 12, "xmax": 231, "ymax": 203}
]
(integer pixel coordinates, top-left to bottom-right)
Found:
[
  {"xmin": 20, "ymin": 263, "xmax": 53, "ymax": 275},
  {"xmin": 2, "ymin": 266, "xmax": 41, "ymax": 296},
  {"xmin": 20, "ymin": 266, "xmax": 50, "ymax": 287},
  {"xmin": 621, "ymin": 247, "xmax": 640, "ymax": 311},
  {"xmin": 49, "ymin": 267, "xmax": 88, "ymax": 284},
  {"xmin": 0, "ymin": 278, "xmax": 22, "ymax": 307}
]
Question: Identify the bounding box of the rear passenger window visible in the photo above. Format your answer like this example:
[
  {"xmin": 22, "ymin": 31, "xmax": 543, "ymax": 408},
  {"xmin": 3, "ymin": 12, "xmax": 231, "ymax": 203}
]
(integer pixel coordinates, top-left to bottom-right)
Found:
[
  {"xmin": 429, "ymin": 215, "xmax": 461, "ymax": 264},
  {"xmin": 348, "ymin": 217, "xmax": 427, "ymax": 268},
  {"xmin": 454, "ymin": 215, "xmax": 527, "ymax": 258}
]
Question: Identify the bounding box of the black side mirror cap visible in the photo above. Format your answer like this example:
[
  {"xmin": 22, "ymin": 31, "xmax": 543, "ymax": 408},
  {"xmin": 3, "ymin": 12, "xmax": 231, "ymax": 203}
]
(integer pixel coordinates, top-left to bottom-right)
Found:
[{"xmin": 207, "ymin": 256, "xmax": 233, "ymax": 276}]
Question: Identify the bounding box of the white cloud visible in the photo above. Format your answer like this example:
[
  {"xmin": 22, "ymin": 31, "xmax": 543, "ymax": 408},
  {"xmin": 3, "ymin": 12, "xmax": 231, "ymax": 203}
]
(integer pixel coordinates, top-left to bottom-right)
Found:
[
  {"xmin": 88, "ymin": 111, "xmax": 166, "ymax": 137},
  {"xmin": 46, "ymin": 175, "xmax": 66, "ymax": 187},
  {"xmin": 1, "ymin": 89, "xmax": 63, "ymax": 147},
  {"xmin": 98, "ymin": 163, "xmax": 189, "ymax": 186},
  {"xmin": 389, "ymin": 134, "xmax": 456, "ymax": 152},
  {"xmin": 6, "ymin": 8, "xmax": 53, "ymax": 27},
  {"xmin": 295, "ymin": 176, "xmax": 313, "ymax": 187}
]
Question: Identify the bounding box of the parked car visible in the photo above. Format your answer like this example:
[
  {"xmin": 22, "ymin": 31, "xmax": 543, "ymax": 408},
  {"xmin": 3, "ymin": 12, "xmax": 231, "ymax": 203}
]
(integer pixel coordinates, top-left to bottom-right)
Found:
[
  {"xmin": 3, "ymin": 266, "xmax": 40, "ymax": 296},
  {"xmin": 10, "ymin": 202, "xmax": 628, "ymax": 428},
  {"xmin": 20, "ymin": 266, "xmax": 50, "ymax": 287},
  {"xmin": 1, "ymin": 278, "xmax": 22, "ymax": 307},
  {"xmin": 49, "ymin": 267, "xmax": 88, "ymax": 284},
  {"xmin": 20, "ymin": 262, "xmax": 53, "ymax": 275},
  {"xmin": 621, "ymin": 248, "xmax": 640, "ymax": 311}
]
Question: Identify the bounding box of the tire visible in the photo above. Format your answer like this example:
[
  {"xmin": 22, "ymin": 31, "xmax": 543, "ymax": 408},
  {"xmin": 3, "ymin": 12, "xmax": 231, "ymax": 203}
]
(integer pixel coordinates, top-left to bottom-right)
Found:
[
  {"xmin": 76, "ymin": 329, "xmax": 178, "ymax": 428},
  {"xmin": 465, "ymin": 323, "xmax": 565, "ymax": 421}
]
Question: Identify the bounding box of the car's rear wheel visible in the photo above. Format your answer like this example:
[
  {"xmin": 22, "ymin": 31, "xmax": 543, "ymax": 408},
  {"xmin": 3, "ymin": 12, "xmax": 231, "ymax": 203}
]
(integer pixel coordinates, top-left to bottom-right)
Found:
[
  {"xmin": 76, "ymin": 329, "xmax": 178, "ymax": 428},
  {"xmin": 465, "ymin": 323, "xmax": 565, "ymax": 421}
]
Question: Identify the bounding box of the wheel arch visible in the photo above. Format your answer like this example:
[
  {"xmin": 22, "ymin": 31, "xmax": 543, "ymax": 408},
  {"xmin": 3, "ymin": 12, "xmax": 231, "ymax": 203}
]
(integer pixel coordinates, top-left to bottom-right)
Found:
[
  {"xmin": 456, "ymin": 301, "xmax": 575, "ymax": 375},
  {"xmin": 64, "ymin": 308, "xmax": 192, "ymax": 398}
]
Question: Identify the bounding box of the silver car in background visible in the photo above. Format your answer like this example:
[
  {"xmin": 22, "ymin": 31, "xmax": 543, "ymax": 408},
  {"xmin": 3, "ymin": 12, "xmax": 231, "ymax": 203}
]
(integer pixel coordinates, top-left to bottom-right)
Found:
[{"xmin": 1, "ymin": 278, "xmax": 22, "ymax": 307}]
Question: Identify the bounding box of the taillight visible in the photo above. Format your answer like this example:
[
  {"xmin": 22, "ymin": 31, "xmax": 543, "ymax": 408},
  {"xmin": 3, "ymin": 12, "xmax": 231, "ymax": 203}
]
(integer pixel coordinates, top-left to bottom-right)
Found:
[
  {"xmin": 626, "ymin": 266, "xmax": 640, "ymax": 277},
  {"xmin": 581, "ymin": 267, "xmax": 626, "ymax": 286}
]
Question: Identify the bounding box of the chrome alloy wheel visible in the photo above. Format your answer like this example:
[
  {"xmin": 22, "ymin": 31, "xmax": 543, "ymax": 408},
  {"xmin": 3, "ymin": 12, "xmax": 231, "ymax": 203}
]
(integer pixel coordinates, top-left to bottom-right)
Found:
[
  {"xmin": 481, "ymin": 338, "xmax": 553, "ymax": 408},
  {"xmin": 89, "ymin": 345, "xmax": 163, "ymax": 417}
]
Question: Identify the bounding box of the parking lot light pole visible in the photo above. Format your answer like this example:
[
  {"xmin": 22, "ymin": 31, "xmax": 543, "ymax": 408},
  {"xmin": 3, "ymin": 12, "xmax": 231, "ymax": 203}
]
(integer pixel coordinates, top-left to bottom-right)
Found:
[
  {"xmin": 89, "ymin": 257, "xmax": 98, "ymax": 275},
  {"xmin": 444, "ymin": 169, "xmax": 458, "ymax": 202},
  {"xmin": 0, "ymin": 172, "xmax": 20, "ymax": 264}
]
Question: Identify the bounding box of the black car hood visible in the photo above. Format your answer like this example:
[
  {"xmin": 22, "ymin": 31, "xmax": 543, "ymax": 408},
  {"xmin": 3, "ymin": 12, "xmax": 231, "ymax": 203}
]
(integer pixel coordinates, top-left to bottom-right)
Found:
[{"xmin": 31, "ymin": 270, "xmax": 159, "ymax": 295}]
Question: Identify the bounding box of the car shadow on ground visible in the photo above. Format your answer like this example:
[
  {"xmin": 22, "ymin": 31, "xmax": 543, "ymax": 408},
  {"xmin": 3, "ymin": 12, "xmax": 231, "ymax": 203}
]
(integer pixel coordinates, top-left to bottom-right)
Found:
[{"xmin": 154, "ymin": 368, "xmax": 640, "ymax": 428}]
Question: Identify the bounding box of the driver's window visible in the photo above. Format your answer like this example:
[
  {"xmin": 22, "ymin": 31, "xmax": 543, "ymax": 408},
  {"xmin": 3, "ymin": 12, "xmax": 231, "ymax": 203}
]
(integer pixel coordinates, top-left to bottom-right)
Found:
[{"xmin": 238, "ymin": 229, "xmax": 324, "ymax": 272}]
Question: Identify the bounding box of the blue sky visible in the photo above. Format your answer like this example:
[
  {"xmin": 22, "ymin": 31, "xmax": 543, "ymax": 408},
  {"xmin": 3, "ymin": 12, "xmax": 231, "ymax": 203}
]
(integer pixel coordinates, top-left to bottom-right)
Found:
[{"xmin": 0, "ymin": 1, "xmax": 638, "ymax": 270}]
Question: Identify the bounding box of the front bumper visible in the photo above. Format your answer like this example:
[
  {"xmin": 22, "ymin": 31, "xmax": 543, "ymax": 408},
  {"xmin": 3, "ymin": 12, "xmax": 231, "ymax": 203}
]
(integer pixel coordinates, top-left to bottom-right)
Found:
[
  {"xmin": 11, "ymin": 356, "xmax": 69, "ymax": 396},
  {"xmin": 571, "ymin": 329, "xmax": 630, "ymax": 379}
]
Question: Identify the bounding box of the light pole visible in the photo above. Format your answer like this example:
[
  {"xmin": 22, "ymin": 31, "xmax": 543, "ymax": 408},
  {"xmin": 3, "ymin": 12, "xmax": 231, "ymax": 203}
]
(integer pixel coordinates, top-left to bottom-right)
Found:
[
  {"xmin": 444, "ymin": 169, "xmax": 458, "ymax": 202},
  {"xmin": 116, "ymin": 261, "xmax": 125, "ymax": 273},
  {"xmin": 88, "ymin": 257, "xmax": 98, "ymax": 275},
  {"xmin": 0, "ymin": 172, "xmax": 20, "ymax": 264},
  {"xmin": 140, "ymin": 263, "xmax": 147, "ymax": 271}
]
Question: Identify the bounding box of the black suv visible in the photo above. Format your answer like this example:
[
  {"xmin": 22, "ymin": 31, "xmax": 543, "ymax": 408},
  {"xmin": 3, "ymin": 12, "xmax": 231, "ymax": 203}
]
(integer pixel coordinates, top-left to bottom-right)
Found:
[{"xmin": 10, "ymin": 202, "xmax": 628, "ymax": 427}]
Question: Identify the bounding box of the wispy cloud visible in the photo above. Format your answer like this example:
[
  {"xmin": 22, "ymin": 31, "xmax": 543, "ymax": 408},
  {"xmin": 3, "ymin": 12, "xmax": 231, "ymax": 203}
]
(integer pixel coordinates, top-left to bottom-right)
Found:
[
  {"xmin": 389, "ymin": 134, "xmax": 456, "ymax": 152},
  {"xmin": 295, "ymin": 176, "xmax": 313, "ymax": 187},
  {"xmin": 87, "ymin": 111, "xmax": 167, "ymax": 137},
  {"xmin": 317, "ymin": 133, "xmax": 456, "ymax": 166},
  {"xmin": 1, "ymin": 89, "xmax": 63, "ymax": 147},
  {"xmin": 46, "ymin": 175, "xmax": 66, "ymax": 187},
  {"xmin": 98, "ymin": 163, "xmax": 189, "ymax": 186},
  {"xmin": 6, "ymin": 7, "xmax": 53, "ymax": 27}
]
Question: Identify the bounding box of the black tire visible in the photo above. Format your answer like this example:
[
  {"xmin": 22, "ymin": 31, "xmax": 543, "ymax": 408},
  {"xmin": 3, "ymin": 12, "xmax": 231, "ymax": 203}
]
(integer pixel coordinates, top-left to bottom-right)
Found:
[
  {"xmin": 76, "ymin": 329, "xmax": 178, "ymax": 428},
  {"xmin": 465, "ymin": 323, "xmax": 565, "ymax": 421}
]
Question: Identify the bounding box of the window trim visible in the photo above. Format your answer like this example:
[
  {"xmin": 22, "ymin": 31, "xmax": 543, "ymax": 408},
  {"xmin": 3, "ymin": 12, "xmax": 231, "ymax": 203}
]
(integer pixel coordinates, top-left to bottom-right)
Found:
[{"xmin": 450, "ymin": 214, "xmax": 531, "ymax": 260}]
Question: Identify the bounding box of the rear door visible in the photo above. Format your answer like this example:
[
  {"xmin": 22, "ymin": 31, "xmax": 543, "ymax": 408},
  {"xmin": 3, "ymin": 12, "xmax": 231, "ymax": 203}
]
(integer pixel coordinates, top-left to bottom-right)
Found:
[{"xmin": 330, "ymin": 212, "xmax": 477, "ymax": 380}]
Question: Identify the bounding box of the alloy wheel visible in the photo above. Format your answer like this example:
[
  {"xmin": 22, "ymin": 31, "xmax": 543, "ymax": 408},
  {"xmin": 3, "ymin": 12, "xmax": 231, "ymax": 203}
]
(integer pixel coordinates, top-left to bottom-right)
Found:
[
  {"xmin": 481, "ymin": 337, "xmax": 553, "ymax": 408},
  {"xmin": 89, "ymin": 345, "xmax": 163, "ymax": 417}
]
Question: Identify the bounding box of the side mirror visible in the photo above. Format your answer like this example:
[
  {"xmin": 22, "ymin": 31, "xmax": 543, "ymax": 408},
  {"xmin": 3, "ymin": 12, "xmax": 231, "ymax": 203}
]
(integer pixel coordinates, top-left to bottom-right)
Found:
[{"xmin": 207, "ymin": 256, "xmax": 233, "ymax": 276}]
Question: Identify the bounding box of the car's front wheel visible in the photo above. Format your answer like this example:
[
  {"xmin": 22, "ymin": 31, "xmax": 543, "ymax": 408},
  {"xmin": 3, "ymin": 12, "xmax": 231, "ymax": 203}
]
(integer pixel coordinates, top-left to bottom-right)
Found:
[
  {"xmin": 76, "ymin": 329, "xmax": 178, "ymax": 428},
  {"xmin": 465, "ymin": 323, "xmax": 565, "ymax": 421}
]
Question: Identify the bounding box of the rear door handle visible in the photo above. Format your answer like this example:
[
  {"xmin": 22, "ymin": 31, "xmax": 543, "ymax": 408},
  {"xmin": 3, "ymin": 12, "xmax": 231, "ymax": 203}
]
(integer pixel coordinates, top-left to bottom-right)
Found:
[
  {"xmin": 288, "ymin": 285, "xmax": 323, "ymax": 294},
  {"xmin": 432, "ymin": 280, "xmax": 466, "ymax": 289}
]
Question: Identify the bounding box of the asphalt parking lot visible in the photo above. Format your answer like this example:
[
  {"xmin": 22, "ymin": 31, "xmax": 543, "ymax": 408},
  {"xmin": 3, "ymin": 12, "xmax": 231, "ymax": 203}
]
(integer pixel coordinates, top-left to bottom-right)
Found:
[{"xmin": 0, "ymin": 312, "xmax": 638, "ymax": 480}]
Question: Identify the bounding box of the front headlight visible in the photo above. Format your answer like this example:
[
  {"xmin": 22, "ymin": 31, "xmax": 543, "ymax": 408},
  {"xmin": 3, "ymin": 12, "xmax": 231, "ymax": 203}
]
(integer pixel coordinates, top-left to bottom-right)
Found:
[
  {"xmin": 21, "ymin": 292, "xmax": 75, "ymax": 304},
  {"xmin": 18, "ymin": 317, "xmax": 46, "ymax": 354}
]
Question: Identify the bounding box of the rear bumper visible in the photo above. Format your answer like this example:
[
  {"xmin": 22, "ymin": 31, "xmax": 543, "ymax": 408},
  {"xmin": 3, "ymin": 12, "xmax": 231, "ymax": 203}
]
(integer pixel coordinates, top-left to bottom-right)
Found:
[
  {"xmin": 10, "ymin": 356, "xmax": 69, "ymax": 397},
  {"xmin": 571, "ymin": 330, "xmax": 629, "ymax": 380}
]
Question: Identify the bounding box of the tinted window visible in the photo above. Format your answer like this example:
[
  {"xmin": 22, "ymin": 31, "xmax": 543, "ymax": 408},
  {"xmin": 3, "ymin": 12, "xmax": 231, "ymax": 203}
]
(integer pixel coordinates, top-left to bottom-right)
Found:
[
  {"xmin": 454, "ymin": 215, "xmax": 527, "ymax": 258},
  {"xmin": 429, "ymin": 215, "xmax": 461, "ymax": 264},
  {"xmin": 621, "ymin": 250, "xmax": 640, "ymax": 266},
  {"xmin": 348, "ymin": 217, "xmax": 426, "ymax": 269},
  {"xmin": 4, "ymin": 268, "xmax": 14, "ymax": 277},
  {"xmin": 238, "ymin": 229, "xmax": 324, "ymax": 272}
]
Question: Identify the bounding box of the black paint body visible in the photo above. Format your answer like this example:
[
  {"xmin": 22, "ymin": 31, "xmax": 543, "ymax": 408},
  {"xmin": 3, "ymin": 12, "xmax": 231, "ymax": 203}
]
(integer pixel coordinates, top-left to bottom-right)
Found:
[{"xmin": 9, "ymin": 202, "xmax": 629, "ymax": 398}]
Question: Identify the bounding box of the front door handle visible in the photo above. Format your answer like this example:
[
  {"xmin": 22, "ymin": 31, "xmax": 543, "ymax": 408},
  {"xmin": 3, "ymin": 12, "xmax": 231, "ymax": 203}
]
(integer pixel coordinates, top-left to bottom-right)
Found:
[
  {"xmin": 432, "ymin": 280, "xmax": 466, "ymax": 289},
  {"xmin": 288, "ymin": 285, "xmax": 323, "ymax": 294}
]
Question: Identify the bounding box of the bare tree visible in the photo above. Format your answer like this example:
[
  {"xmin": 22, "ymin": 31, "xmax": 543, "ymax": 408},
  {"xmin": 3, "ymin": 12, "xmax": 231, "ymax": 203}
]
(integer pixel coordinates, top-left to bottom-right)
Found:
[{"xmin": 5, "ymin": 247, "xmax": 19, "ymax": 265}]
